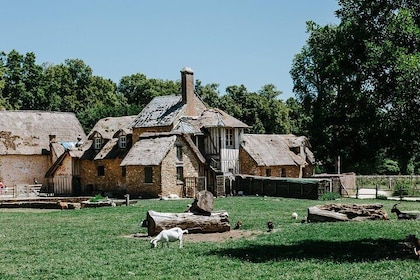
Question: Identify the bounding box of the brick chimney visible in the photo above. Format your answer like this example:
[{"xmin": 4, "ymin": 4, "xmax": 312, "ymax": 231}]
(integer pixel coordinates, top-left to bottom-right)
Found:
[{"xmin": 181, "ymin": 67, "xmax": 196, "ymax": 116}]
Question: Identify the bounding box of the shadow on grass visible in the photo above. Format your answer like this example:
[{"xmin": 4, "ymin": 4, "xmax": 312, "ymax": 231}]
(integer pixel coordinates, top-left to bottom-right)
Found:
[{"xmin": 210, "ymin": 238, "xmax": 416, "ymax": 263}]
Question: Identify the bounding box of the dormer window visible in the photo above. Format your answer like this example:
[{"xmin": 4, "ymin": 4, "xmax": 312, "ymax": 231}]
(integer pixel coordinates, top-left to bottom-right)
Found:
[
  {"xmin": 93, "ymin": 132, "xmax": 102, "ymax": 150},
  {"xmin": 119, "ymin": 135, "xmax": 127, "ymax": 149}
]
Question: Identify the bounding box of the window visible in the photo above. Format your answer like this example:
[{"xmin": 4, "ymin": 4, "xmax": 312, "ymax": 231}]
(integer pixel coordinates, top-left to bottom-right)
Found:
[
  {"xmin": 121, "ymin": 166, "xmax": 126, "ymax": 177},
  {"xmin": 176, "ymin": 145, "xmax": 183, "ymax": 161},
  {"xmin": 266, "ymin": 169, "xmax": 271, "ymax": 177},
  {"xmin": 225, "ymin": 128, "xmax": 234, "ymax": 148},
  {"xmin": 176, "ymin": 166, "xmax": 184, "ymax": 181},
  {"xmin": 97, "ymin": 166, "xmax": 105, "ymax": 176},
  {"xmin": 281, "ymin": 168, "xmax": 286, "ymax": 177},
  {"xmin": 144, "ymin": 166, "xmax": 153, "ymax": 183},
  {"xmin": 94, "ymin": 136, "xmax": 102, "ymax": 150},
  {"xmin": 119, "ymin": 135, "xmax": 127, "ymax": 149}
]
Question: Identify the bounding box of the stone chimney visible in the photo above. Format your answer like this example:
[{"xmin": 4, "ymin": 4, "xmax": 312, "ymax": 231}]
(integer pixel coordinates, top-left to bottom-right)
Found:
[{"xmin": 181, "ymin": 67, "xmax": 196, "ymax": 116}]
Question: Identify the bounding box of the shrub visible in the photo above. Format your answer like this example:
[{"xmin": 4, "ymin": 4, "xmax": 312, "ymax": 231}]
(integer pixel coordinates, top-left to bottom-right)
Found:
[
  {"xmin": 392, "ymin": 181, "xmax": 409, "ymax": 197},
  {"xmin": 89, "ymin": 194, "xmax": 105, "ymax": 202},
  {"xmin": 320, "ymin": 192, "xmax": 340, "ymax": 201}
]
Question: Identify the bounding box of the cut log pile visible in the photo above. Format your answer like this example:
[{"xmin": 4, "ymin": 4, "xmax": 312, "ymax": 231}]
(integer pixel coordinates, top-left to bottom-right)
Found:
[
  {"xmin": 307, "ymin": 203, "xmax": 389, "ymax": 223},
  {"xmin": 144, "ymin": 190, "xmax": 231, "ymax": 236}
]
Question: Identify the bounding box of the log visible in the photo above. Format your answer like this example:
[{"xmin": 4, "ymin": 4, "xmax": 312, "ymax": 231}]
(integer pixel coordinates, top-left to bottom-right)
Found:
[
  {"xmin": 307, "ymin": 206, "xmax": 350, "ymax": 222},
  {"xmin": 307, "ymin": 204, "xmax": 389, "ymax": 223},
  {"xmin": 146, "ymin": 210, "xmax": 230, "ymax": 236}
]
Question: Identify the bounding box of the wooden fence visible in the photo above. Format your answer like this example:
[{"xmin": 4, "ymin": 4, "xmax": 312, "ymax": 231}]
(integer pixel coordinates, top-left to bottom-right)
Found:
[
  {"xmin": 355, "ymin": 175, "xmax": 420, "ymax": 198},
  {"xmin": 234, "ymin": 175, "xmax": 331, "ymax": 200}
]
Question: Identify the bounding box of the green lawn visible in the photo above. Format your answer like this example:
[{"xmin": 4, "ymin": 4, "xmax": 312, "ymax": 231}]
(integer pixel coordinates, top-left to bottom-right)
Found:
[{"xmin": 1, "ymin": 197, "xmax": 419, "ymax": 279}]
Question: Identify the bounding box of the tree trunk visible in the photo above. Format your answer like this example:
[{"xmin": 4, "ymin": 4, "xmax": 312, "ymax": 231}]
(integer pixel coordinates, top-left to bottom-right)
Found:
[{"xmin": 146, "ymin": 210, "xmax": 230, "ymax": 236}]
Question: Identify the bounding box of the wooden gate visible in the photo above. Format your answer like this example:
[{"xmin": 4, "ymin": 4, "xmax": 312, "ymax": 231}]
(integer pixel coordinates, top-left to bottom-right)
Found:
[{"xmin": 184, "ymin": 177, "xmax": 206, "ymax": 198}]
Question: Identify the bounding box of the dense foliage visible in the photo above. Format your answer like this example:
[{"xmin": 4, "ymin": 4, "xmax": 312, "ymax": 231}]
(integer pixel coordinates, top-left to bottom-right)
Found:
[
  {"xmin": 0, "ymin": 50, "xmax": 296, "ymax": 136},
  {"xmin": 291, "ymin": 0, "xmax": 420, "ymax": 174},
  {"xmin": 1, "ymin": 1, "xmax": 419, "ymax": 175}
]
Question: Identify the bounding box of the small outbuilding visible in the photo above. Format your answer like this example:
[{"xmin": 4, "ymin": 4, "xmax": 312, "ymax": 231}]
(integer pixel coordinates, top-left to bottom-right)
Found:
[{"xmin": 239, "ymin": 134, "xmax": 315, "ymax": 178}]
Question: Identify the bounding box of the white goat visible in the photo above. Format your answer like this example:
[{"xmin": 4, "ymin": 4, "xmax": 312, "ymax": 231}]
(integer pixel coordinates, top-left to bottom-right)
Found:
[{"xmin": 150, "ymin": 227, "xmax": 188, "ymax": 248}]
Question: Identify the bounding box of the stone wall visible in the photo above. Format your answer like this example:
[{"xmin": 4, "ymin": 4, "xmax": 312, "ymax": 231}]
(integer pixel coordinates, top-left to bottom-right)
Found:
[
  {"xmin": 81, "ymin": 159, "xmax": 127, "ymax": 195},
  {"xmin": 0, "ymin": 155, "xmax": 49, "ymax": 187}
]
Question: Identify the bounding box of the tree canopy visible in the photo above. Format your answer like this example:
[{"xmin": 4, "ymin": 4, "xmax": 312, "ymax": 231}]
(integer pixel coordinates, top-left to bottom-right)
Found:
[{"xmin": 291, "ymin": 0, "xmax": 420, "ymax": 174}]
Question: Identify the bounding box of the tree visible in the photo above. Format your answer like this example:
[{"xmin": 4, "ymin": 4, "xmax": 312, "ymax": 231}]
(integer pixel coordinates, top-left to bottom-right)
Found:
[
  {"xmin": 117, "ymin": 73, "xmax": 181, "ymax": 115},
  {"xmin": 291, "ymin": 0, "xmax": 420, "ymax": 174},
  {"xmin": 194, "ymin": 80, "xmax": 220, "ymax": 108}
]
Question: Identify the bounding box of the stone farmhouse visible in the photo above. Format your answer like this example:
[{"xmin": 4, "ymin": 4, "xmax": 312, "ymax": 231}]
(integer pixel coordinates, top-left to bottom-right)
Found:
[
  {"xmin": 0, "ymin": 67, "xmax": 315, "ymax": 198},
  {"xmin": 68, "ymin": 67, "xmax": 314, "ymax": 198},
  {"xmin": 0, "ymin": 111, "xmax": 85, "ymax": 193}
]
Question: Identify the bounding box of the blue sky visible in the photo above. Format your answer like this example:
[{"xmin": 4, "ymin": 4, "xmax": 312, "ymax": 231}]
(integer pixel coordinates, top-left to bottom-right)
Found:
[{"xmin": 2, "ymin": 0, "xmax": 339, "ymax": 100}]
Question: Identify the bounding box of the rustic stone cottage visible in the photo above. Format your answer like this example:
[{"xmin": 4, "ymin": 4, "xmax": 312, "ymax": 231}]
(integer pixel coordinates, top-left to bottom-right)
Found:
[
  {"xmin": 78, "ymin": 115, "xmax": 136, "ymax": 196},
  {"xmin": 239, "ymin": 134, "xmax": 315, "ymax": 178},
  {"xmin": 0, "ymin": 111, "xmax": 85, "ymax": 192},
  {"xmin": 120, "ymin": 132, "xmax": 205, "ymax": 198}
]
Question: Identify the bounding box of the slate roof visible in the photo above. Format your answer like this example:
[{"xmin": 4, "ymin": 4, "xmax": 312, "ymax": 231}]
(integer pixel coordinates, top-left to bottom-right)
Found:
[
  {"xmin": 131, "ymin": 95, "xmax": 185, "ymax": 128},
  {"xmin": 0, "ymin": 110, "xmax": 86, "ymax": 155},
  {"xmin": 241, "ymin": 134, "xmax": 310, "ymax": 166}
]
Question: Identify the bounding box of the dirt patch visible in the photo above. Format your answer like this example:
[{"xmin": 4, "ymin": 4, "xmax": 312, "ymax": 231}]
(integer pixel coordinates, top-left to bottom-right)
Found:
[{"xmin": 128, "ymin": 230, "xmax": 261, "ymax": 243}]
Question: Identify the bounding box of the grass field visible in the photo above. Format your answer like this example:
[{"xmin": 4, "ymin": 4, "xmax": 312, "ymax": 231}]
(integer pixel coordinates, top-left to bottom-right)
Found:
[{"xmin": 1, "ymin": 196, "xmax": 420, "ymax": 279}]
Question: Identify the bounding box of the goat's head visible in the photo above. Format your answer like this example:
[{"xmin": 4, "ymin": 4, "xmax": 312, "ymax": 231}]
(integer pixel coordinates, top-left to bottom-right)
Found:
[
  {"xmin": 150, "ymin": 239, "xmax": 158, "ymax": 248},
  {"xmin": 391, "ymin": 203, "xmax": 400, "ymax": 213}
]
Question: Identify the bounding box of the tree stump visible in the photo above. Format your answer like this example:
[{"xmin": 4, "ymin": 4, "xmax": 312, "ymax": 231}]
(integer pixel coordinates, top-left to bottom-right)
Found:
[
  {"xmin": 146, "ymin": 210, "xmax": 230, "ymax": 236},
  {"xmin": 188, "ymin": 190, "xmax": 214, "ymax": 215}
]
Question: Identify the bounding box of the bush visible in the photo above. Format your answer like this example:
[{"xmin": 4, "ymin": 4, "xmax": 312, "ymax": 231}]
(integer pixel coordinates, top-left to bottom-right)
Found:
[
  {"xmin": 392, "ymin": 181, "xmax": 409, "ymax": 197},
  {"xmin": 320, "ymin": 192, "xmax": 340, "ymax": 201},
  {"xmin": 89, "ymin": 194, "xmax": 105, "ymax": 202}
]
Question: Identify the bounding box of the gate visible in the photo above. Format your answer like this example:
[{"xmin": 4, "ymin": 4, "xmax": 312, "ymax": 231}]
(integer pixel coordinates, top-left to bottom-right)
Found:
[{"xmin": 184, "ymin": 177, "xmax": 207, "ymax": 198}]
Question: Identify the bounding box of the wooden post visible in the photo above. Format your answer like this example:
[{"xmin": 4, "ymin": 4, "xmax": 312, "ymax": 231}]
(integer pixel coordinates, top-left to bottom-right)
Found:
[{"xmin": 125, "ymin": 194, "xmax": 130, "ymax": 206}]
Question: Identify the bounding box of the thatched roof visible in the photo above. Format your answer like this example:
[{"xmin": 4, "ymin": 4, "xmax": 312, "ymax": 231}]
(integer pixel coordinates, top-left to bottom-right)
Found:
[
  {"xmin": 131, "ymin": 96, "xmax": 185, "ymax": 128},
  {"xmin": 88, "ymin": 115, "xmax": 136, "ymax": 140},
  {"xmin": 241, "ymin": 134, "xmax": 310, "ymax": 166},
  {"xmin": 0, "ymin": 110, "xmax": 85, "ymax": 155}
]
